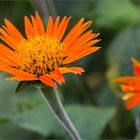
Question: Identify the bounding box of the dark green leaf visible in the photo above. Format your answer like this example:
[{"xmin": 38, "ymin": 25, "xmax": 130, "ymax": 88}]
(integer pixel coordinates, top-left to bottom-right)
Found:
[{"xmin": 15, "ymin": 81, "xmax": 31, "ymax": 94}]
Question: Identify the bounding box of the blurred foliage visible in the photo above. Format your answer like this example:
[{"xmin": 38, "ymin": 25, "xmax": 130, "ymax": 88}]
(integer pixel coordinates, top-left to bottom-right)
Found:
[
  {"xmin": 95, "ymin": 0, "xmax": 140, "ymax": 29},
  {"xmin": 0, "ymin": 74, "xmax": 114, "ymax": 139},
  {"xmin": 0, "ymin": 0, "xmax": 140, "ymax": 139}
]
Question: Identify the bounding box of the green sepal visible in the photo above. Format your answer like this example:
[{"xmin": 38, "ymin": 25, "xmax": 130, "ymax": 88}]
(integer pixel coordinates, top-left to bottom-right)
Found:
[
  {"xmin": 33, "ymin": 81, "xmax": 48, "ymax": 90},
  {"xmin": 15, "ymin": 81, "xmax": 31, "ymax": 94}
]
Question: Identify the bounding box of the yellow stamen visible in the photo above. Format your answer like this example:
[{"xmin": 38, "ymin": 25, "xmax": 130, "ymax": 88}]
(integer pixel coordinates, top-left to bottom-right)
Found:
[{"xmin": 15, "ymin": 35, "xmax": 65, "ymax": 77}]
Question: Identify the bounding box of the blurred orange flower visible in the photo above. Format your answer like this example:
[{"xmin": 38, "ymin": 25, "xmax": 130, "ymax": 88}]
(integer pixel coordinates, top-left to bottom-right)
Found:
[
  {"xmin": 0, "ymin": 12, "xmax": 100, "ymax": 88},
  {"xmin": 114, "ymin": 58, "xmax": 140, "ymax": 110}
]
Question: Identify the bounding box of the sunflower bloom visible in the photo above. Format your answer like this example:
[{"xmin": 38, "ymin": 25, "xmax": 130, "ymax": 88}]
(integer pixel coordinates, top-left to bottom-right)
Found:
[
  {"xmin": 0, "ymin": 12, "xmax": 100, "ymax": 88},
  {"xmin": 114, "ymin": 58, "xmax": 140, "ymax": 110}
]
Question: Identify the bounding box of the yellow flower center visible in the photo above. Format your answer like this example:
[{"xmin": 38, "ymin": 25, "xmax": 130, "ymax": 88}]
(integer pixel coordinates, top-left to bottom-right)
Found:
[{"xmin": 15, "ymin": 35, "xmax": 65, "ymax": 77}]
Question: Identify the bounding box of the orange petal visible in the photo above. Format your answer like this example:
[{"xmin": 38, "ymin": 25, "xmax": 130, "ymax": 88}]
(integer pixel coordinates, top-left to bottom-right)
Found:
[
  {"xmin": 0, "ymin": 28, "xmax": 18, "ymax": 49},
  {"xmin": 8, "ymin": 76, "xmax": 37, "ymax": 81},
  {"xmin": 59, "ymin": 67, "xmax": 85, "ymax": 75},
  {"xmin": 51, "ymin": 16, "xmax": 60, "ymax": 37},
  {"xmin": 0, "ymin": 43, "xmax": 14, "ymax": 55},
  {"xmin": 121, "ymin": 85, "xmax": 134, "ymax": 92},
  {"xmin": 0, "ymin": 60, "xmax": 10, "ymax": 66},
  {"xmin": 65, "ymin": 30, "xmax": 92, "ymax": 51},
  {"xmin": 0, "ymin": 57, "xmax": 16, "ymax": 66},
  {"xmin": 114, "ymin": 76, "xmax": 140, "ymax": 83},
  {"xmin": 24, "ymin": 16, "xmax": 35, "ymax": 39},
  {"xmin": 31, "ymin": 15, "xmax": 38, "ymax": 35},
  {"xmin": 54, "ymin": 16, "xmax": 71, "ymax": 41},
  {"xmin": 63, "ymin": 18, "xmax": 84, "ymax": 44},
  {"xmin": 49, "ymin": 69, "xmax": 65, "ymax": 84},
  {"xmin": 35, "ymin": 11, "xmax": 45, "ymax": 35},
  {"xmin": 46, "ymin": 16, "xmax": 54, "ymax": 37},
  {"xmin": 0, "ymin": 51, "xmax": 16, "ymax": 66},
  {"xmin": 66, "ymin": 39, "xmax": 101, "ymax": 57},
  {"xmin": 40, "ymin": 74, "xmax": 56, "ymax": 88},
  {"xmin": 0, "ymin": 66, "xmax": 36, "ymax": 79},
  {"xmin": 64, "ymin": 20, "xmax": 93, "ymax": 49},
  {"xmin": 132, "ymin": 58, "xmax": 140, "ymax": 77},
  {"xmin": 126, "ymin": 93, "xmax": 140, "ymax": 110},
  {"xmin": 64, "ymin": 29, "xmax": 100, "ymax": 56},
  {"xmin": 0, "ymin": 43, "xmax": 15, "ymax": 62},
  {"xmin": 63, "ymin": 47, "xmax": 100, "ymax": 64},
  {"xmin": 4, "ymin": 18, "xmax": 24, "ymax": 42}
]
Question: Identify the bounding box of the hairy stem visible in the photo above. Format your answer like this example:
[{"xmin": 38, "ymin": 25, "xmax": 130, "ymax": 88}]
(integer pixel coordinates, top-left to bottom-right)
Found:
[{"xmin": 38, "ymin": 87, "xmax": 81, "ymax": 140}]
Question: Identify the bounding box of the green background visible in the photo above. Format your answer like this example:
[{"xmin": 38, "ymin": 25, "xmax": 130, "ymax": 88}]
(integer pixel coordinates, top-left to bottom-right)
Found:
[{"xmin": 0, "ymin": 0, "xmax": 140, "ymax": 139}]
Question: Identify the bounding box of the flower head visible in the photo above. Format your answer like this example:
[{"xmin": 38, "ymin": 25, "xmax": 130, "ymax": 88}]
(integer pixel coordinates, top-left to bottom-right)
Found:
[
  {"xmin": 114, "ymin": 58, "xmax": 140, "ymax": 110},
  {"xmin": 0, "ymin": 12, "xmax": 100, "ymax": 88}
]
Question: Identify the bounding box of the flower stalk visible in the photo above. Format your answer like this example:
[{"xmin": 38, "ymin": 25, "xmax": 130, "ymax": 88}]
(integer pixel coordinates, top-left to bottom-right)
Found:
[{"xmin": 38, "ymin": 87, "xmax": 81, "ymax": 140}]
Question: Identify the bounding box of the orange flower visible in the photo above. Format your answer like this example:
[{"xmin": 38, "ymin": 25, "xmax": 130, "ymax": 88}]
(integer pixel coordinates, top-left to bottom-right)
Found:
[
  {"xmin": 0, "ymin": 12, "xmax": 100, "ymax": 88},
  {"xmin": 114, "ymin": 58, "xmax": 140, "ymax": 110}
]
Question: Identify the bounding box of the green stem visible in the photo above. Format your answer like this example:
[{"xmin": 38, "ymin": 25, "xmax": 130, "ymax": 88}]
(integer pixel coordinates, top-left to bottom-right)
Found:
[{"xmin": 39, "ymin": 87, "xmax": 81, "ymax": 140}]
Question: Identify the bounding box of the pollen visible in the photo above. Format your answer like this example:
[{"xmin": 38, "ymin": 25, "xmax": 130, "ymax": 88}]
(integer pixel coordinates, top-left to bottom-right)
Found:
[{"xmin": 15, "ymin": 35, "xmax": 65, "ymax": 77}]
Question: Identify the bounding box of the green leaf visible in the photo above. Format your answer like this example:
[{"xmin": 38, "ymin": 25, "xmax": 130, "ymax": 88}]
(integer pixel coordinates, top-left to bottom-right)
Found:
[
  {"xmin": 0, "ymin": 123, "xmax": 18, "ymax": 139},
  {"xmin": 65, "ymin": 106, "xmax": 115, "ymax": 139},
  {"xmin": 95, "ymin": 0, "xmax": 140, "ymax": 29},
  {"xmin": 11, "ymin": 105, "xmax": 61, "ymax": 136},
  {"xmin": 0, "ymin": 74, "xmax": 18, "ymax": 118},
  {"xmin": 15, "ymin": 85, "xmax": 45, "ymax": 112},
  {"xmin": 15, "ymin": 81, "xmax": 31, "ymax": 94},
  {"xmin": 10, "ymin": 102, "xmax": 114, "ymax": 139},
  {"xmin": 0, "ymin": 122, "xmax": 36, "ymax": 139}
]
